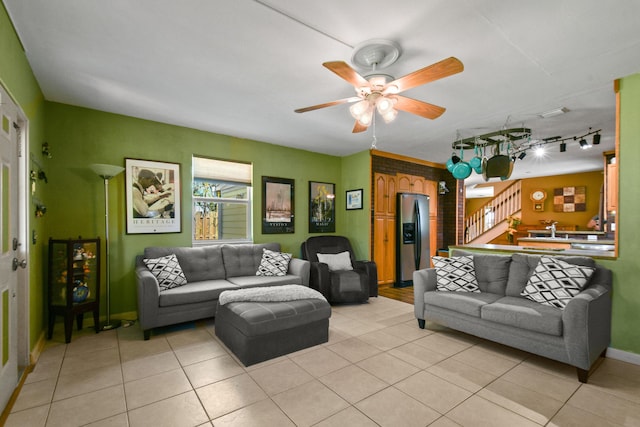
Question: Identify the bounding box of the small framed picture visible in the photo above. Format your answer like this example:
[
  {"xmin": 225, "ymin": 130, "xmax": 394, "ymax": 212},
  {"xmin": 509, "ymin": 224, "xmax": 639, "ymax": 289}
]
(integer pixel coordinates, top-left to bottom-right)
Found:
[
  {"xmin": 125, "ymin": 158, "xmax": 181, "ymax": 234},
  {"xmin": 346, "ymin": 188, "xmax": 363, "ymax": 210}
]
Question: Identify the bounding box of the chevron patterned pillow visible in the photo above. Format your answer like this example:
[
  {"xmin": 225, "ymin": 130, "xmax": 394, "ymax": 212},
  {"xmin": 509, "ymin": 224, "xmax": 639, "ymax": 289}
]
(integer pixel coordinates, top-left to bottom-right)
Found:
[
  {"xmin": 143, "ymin": 253, "xmax": 187, "ymax": 291},
  {"xmin": 256, "ymin": 248, "xmax": 292, "ymax": 276},
  {"xmin": 521, "ymin": 256, "xmax": 595, "ymax": 309},
  {"xmin": 432, "ymin": 255, "xmax": 480, "ymax": 292}
]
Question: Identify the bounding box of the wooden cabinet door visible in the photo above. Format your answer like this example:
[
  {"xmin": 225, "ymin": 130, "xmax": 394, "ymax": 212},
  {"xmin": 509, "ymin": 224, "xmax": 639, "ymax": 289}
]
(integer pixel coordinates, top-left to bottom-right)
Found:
[
  {"xmin": 411, "ymin": 176, "xmax": 426, "ymax": 194},
  {"xmin": 374, "ymin": 173, "xmax": 397, "ymax": 216},
  {"xmin": 397, "ymin": 173, "xmax": 412, "ymax": 192},
  {"xmin": 374, "ymin": 216, "xmax": 396, "ymax": 285},
  {"xmin": 397, "ymin": 173, "xmax": 427, "ymax": 194}
]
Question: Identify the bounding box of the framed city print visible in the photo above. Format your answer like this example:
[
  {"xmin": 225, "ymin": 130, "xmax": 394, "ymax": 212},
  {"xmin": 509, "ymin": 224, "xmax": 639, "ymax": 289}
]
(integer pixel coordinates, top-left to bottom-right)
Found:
[
  {"xmin": 346, "ymin": 188, "xmax": 363, "ymax": 210},
  {"xmin": 262, "ymin": 176, "xmax": 295, "ymax": 234},
  {"xmin": 309, "ymin": 181, "xmax": 335, "ymax": 233},
  {"xmin": 125, "ymin": 158, "xmax": 181, "ymax": 234}
]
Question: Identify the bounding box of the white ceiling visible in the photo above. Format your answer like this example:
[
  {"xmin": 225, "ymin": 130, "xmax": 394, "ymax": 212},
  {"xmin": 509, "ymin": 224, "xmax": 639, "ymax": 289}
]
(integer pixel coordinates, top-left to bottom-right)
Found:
[{"xmin": 5, "ymin": 0, "xmax": 640, "ymax": 187}]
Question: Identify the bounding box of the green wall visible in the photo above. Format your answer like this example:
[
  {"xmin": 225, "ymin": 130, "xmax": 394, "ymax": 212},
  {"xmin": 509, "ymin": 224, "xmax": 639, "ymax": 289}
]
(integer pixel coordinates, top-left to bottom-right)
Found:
[
  {"xmin": 43, "ymin": 102, "xmax": 347, "ymax": 315},
  {"xmin": 340, "ymin": 150, "xmax": 371, "ymax": 259},
  {"xmin": 603, "ymin": 73, "xmax": 640, "ymax": 354},
  {"xmin": 1, "ymin": 3, "xmax": 48, "ymax": 350}
]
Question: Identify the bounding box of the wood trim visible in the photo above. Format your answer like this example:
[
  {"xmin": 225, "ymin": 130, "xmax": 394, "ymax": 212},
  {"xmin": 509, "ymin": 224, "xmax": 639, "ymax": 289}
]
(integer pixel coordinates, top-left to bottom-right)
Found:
[
  {"xmin": 370, "ymin": 149, "xmax": 446, "ymax": 169},
  {"xmin": 613, "ymin": 81, "xmax": 620, "ymax": 257}
]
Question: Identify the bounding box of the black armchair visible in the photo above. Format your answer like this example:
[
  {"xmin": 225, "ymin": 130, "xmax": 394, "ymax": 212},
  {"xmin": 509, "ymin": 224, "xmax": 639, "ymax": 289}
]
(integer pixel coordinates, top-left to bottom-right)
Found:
[{"xmin": 301, "ymin": 236, "xmax": 377, "ymax": 303}]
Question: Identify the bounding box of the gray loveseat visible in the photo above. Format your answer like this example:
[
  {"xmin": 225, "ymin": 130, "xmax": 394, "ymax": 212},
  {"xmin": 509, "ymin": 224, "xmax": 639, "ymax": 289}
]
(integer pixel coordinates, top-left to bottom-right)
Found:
[
  {"xmin": 413, "ymin": 252, "xmax": 612, "ymax": 382},
  {"xmin": 136, "ymin": 243, "xmax": 310, "ymax": 340}
]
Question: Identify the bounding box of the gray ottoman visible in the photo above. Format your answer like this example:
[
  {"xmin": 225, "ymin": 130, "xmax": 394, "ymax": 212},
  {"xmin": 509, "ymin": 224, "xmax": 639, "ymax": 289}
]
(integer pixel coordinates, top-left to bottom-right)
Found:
[{"xmin": 214, "ymin": 288, "xmax": 331, "ymax": 366}]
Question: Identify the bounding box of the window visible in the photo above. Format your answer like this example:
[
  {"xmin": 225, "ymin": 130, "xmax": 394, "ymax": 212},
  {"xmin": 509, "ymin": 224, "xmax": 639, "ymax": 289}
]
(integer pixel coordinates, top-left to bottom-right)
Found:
[{"xmin": 192, "ymin": 157, "xmax": 252, "ymax": 244}]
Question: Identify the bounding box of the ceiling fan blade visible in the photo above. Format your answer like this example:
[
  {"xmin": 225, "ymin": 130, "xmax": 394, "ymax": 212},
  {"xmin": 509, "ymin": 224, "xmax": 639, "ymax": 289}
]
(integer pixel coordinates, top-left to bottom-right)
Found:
[
  {"xmin": 394, "ymin": 95, "xmax": 446, "ymax": 119},
  {"xmin": 387, "ymin": 57, "xmax": 463, "ymax": 94},
  {"xmin": 323, "ymin": 61, "xmax": 370, "ymax": 88},
  {"xmin": 294, "ymin": 97, "xmax": 360, "ymax": 113},
  {"xmin": 352, "ymin": 121, "xmax": 368, "ymax": 133}
]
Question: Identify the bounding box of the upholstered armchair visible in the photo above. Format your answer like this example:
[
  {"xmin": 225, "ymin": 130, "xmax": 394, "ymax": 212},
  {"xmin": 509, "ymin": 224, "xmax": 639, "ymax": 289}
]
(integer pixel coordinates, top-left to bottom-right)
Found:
[{"xmin": 301, "ymin": 236, "xmax": 377, "ymax": 303}]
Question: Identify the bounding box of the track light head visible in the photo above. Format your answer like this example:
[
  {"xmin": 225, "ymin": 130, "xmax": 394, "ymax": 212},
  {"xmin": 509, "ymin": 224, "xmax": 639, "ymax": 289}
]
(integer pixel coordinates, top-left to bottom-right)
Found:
[
  {"xmin": 518, "ymin": 152, "xmax": 527, "ymax": 160},
  {"xmin": 560, "ymin": 142, "xmax": 567, "ymax": 152},
  {"xmin": 593, "ymin": 133, "xmax": 601, "ymax": 145},
  {"xmin": 579, "ymin": 139, "xmax": 591, "ymax": 149}
]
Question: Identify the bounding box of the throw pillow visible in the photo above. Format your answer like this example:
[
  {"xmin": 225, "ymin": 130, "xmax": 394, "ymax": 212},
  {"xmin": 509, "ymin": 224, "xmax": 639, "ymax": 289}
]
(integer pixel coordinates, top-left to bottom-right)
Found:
[
  {"xmin": 521, "ymin": 256, "xmax": 596, "ymax": 309},
  {"xmin": 256, "ymin": 248, "xmax": 292, "ymax": 276},
  {"xmin": 432, "ymin": 255, "xmax": 480, "ymax": 292},
  {"xmin": 143, "ymin": 253, "xmax": 187, "ymax": 292},
  {"xmin": 316, "ymin": 251, "xmax": 353, "ymax": 271}
]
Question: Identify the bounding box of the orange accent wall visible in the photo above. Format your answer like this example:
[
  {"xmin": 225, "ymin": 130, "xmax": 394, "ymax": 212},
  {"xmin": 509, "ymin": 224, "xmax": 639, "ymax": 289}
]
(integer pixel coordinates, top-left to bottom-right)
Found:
[
  {"xmin": 465, "ymin": 170, "xmax": 604, "ymax": 231},
  {"xmin": 520, "ymin": 171, "xmax": 604, "ymax": 230}
]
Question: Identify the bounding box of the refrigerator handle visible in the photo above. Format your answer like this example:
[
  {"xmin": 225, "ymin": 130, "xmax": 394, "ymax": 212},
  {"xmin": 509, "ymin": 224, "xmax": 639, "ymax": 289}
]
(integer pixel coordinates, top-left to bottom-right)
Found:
[{"xmin": 414, "ymin": 200, "xmax": 421, "ymax": 270}]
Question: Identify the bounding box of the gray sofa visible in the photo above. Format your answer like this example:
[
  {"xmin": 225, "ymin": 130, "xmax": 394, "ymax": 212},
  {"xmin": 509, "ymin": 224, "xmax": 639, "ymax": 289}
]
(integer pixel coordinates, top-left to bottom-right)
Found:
[
  {"xmin": 413, "ymin": 252, "xmax": 612, "ymax": 382},
  {"xmin": 136, "ymin": 243, "xmax": 310, "ymax": 340}
]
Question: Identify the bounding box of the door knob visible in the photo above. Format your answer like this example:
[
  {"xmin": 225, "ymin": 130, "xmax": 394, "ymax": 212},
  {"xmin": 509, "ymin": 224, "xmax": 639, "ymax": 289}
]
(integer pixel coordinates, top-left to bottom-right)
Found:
[{"xmin": 12, "ymin": 258, "xmax": 27, "ymax": 271}]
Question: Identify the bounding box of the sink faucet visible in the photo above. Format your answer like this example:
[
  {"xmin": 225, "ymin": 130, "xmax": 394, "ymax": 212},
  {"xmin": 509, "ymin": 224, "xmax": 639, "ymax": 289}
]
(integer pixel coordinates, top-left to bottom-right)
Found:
[{"xmin": 546, "ymin": 222, "xmax": 557, "ymax": 238}]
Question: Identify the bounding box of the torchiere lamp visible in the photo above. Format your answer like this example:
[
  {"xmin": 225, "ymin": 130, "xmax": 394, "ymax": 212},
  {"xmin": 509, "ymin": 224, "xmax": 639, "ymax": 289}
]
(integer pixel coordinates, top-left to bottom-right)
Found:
[{"xmin": 90, "ymin": 163, "xmax": 125, "ymax": 331}]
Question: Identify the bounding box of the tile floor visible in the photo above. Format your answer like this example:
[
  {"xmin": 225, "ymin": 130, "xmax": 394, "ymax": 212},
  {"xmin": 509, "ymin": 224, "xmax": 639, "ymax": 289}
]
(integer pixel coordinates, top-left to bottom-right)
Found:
[{"xmin": 6, "ymin": 296, "xmax": 640, "ymax": 427}]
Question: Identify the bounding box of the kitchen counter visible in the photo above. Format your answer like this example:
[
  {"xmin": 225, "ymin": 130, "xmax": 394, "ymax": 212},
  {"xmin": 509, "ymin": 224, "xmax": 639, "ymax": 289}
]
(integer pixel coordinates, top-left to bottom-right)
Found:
[
  {"xmin": 527, "ymin": 229, "xmax": 605, "ymax": 237},
  {"xmin": 450, "ymin": 243, "xmax": 616, "ymax": 259}
]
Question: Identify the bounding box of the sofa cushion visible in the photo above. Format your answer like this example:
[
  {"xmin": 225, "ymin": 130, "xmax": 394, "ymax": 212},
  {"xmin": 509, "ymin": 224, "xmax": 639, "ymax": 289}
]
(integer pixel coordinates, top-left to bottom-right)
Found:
[
  {"xmin": 159, "ymin": 279, "xmax": 238, "ymax": 307},
  {"xmin": 505, "ymin": 253, "xmax": 596, "ymax": 297},
  {"xmin": 432, "ymin": 256, "xmax": 480, "ymax": 292},
  {"xmin": 144, "ymin": 246, "xmax": 226, "ymax": 282},
  {"xmin": 471, "ymin": 254, "xmax": 511, "ymax": 294},
  {"xmin": 481, "ymin": 296, "xmax": 564, "ymax": 336},
  {"xmin": 222, "ymin": 243, "xmax": 280, "ymax": 277},
  {"xmin": 521, "ymin": 256, "xmax": 596, "ymax": 309},
  {"xmin": 143, "ymin": 254, "xmax": 188, "ymax": 291},
  {"xmin": 228, "ymin": 274, "xmax": 303, "ymax": 288},
  {"xmin": 426, "ymin": 291, "xmax": 503, "ymax": 317},
  {"xmin": 316, "ymin": 251, "xmax": 353, "ymax": 271},
  {"xmin": 256, "ymin": 248, "xmax": 292, "ymax": 276}
]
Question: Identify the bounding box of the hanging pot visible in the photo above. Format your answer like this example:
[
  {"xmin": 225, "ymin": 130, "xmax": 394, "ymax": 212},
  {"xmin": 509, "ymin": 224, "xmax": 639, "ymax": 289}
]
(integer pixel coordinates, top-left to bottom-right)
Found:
[
  {"xmin": 452, "ymin": 161, "xmax": 472, "ymax": 179},
  {"xmin": 451, "ymin": 148, "xmax": 472, "ymax": 180},
  {"xmin": 483, "ymin": 154, "xmax": 513, "ymax": 180},
  {"xmin": 469, "ymin": 146, "xmax": 482, "ymax": 173},
  {"xmin": 446, "ymin": 153, "xmax": 461, "ymax": 172}
]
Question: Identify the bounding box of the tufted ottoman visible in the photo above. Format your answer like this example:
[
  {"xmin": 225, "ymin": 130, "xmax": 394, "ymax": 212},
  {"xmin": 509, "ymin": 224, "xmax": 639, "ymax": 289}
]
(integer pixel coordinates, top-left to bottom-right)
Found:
[{"xmin": 214, "ymin": 286, "xmax": 331, "ymax": 366}]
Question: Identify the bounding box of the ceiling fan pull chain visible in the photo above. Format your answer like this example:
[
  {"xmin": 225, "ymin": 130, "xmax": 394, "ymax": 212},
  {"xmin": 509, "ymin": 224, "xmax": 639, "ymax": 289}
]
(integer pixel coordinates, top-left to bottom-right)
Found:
[{"xmin": 371, "ymin": 113, "xmax": 378, "ymax": 149}]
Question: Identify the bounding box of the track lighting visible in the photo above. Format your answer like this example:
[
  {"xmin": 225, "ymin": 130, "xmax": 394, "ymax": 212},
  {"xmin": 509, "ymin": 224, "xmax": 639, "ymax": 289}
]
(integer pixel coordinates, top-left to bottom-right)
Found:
[
  {"xmin": 593, "ymin": 133, "xmax": 601, "ymax": 145},
  {"xmin": 560, "ymin": 142, "xmax": 567, "ymax": 152},
  {"xmin": 579, "ymin": 139, "xmax": 591, "ymax": 149},
  {"xmin": 518, "ymin": 152, "xmax": 527, "ymax": 160}
]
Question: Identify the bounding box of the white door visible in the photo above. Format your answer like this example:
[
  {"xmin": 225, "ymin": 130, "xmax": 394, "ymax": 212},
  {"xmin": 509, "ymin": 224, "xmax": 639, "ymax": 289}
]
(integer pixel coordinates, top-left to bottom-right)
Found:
[{"xmin": 0, "ymin": 85, "xmax": 21, "ymax": 411}]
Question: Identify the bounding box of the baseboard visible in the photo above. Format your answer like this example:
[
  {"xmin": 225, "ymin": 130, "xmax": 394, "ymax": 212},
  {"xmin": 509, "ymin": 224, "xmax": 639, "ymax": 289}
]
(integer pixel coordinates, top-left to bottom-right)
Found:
[
  {"xmin": 30, "ymin": 330, "xmax": 46, "ymax": 365},
  {"xmin": 606, "ymin": 347, "xmax": 640, "ymax": 365}
]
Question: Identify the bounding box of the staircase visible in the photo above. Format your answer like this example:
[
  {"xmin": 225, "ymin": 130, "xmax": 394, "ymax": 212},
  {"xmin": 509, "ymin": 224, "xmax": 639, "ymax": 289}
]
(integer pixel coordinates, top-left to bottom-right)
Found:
[{"xmin": 465, "ymin": 180, "xmax": 521, "ymax": 244}]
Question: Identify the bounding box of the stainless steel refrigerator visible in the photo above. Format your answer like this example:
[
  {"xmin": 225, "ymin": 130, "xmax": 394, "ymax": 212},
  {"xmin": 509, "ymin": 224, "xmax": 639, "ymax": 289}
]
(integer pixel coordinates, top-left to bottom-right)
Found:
[{"xmin": 396, "ymin": 193, "xmax": 430, "ymax": 287}]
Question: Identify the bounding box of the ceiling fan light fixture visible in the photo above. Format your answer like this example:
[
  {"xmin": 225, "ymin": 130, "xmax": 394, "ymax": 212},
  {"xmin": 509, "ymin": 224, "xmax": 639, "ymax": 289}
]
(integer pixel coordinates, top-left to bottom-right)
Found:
[
  {"xmin": 349, "ymin": 100, "xmax": 371, "ymax": 119},
  {"xmin": 357, "ymin": 109, "xmax": 374, "ymax": 126},
  {"xmin": 381, "ymin": 108, "xmax": 398, "ymax": 123},
  {"xmin": 376, "ymin": 97, "xmax": 394, "ymax": 114}
]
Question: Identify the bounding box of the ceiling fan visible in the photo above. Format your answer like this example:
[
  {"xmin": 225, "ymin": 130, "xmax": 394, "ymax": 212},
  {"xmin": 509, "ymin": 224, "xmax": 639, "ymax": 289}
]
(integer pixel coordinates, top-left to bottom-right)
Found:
[{"xmin": 295, "ymin": 40, "xmax": 464, "ymax": 133}]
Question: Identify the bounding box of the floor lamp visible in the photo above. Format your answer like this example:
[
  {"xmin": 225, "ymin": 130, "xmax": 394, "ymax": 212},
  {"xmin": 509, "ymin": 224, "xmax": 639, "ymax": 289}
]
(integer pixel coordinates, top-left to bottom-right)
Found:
[{"xmin": 90, "ymin": 163, "xmax": 125, "ymax": 331}]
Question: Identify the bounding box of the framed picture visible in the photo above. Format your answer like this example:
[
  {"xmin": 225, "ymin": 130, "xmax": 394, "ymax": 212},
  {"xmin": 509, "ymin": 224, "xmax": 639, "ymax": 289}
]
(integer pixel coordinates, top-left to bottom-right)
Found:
[
  {"xmin": 125, "ymin": 158, "xmax": 181, "ymax": 234},
  {"xmin": 346, "ymin": 188, "xmax": 363, "ymax": 210},
  {"xmin": 262, "ymin": 176, "xmax": 295, "ymax": 234},
  {"xmin": 309, "ymin": 181, "xmax": 335, "ymax": 233}
]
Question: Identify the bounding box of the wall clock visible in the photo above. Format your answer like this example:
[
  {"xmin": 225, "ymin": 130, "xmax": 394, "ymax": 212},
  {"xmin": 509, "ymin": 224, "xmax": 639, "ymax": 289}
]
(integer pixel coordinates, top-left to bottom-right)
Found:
[{"xmin": 530, "ymin": 189, "xmax": 547, "ymax": 211}]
